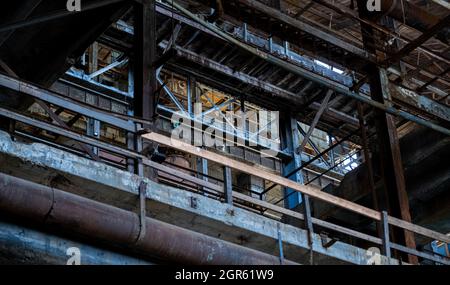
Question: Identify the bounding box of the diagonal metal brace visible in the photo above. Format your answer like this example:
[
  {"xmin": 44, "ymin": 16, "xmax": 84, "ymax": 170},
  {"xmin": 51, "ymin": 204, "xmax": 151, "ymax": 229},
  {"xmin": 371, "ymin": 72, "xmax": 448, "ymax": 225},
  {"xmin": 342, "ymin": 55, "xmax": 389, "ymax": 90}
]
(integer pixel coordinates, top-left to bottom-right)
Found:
[{"xmin": 35, "ymin": 99, "xmax": 100, "ymax": 161}]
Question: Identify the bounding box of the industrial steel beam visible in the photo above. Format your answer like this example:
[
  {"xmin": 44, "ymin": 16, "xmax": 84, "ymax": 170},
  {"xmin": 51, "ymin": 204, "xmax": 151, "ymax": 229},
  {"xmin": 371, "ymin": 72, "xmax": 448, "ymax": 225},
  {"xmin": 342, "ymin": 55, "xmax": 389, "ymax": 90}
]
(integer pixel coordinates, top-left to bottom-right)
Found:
[
  {"xmin": 144, "ymin": 131, "xmax": 383, "ymax": 221},
  {"xmin": 390, "ymin": 85, "xmax": 450, "ymax": 122},
  {"xmin": 164, "ymin": 48, "xmax": 360, "ymax": 129},
  {"xmin": 357, "ymin": 1, "xmax": 418, "ymax": 264},
  {"xmin": 134, "ymin": 0, "xmax": 158, "ymax": 125},
  {"xmin": 0, "ymin": 0, "xmax": 127, "ymax": 33},
  {"xmin": 0, "ymin": 60, "xmax": 100, "ymax": 161},
  {"xmin": 379, "ymin": 0, "xmax": 450, "ymax": 44},
  {"xmin": 154, "ymin": 1, "xmax": 450, "ymax": 96},
  {"xmin": 383, "ymin": 14, "xmax": 450, "ymax": 68},
  {"xmin": 0, "ymin": 106, "xmax": 139, "ymax": 160},
  {"xmin": 309, "ymin": 0, "xmax": 450, "ymax": 66},
  {"xmin": 230, "ymin": 0, "xmax": 377, "ymax": 62},
  {"xmin": 0, "ymin": 172, "xmax": 295, "ymax": 265},
  {"xmin": 170, "ymin": 44, "xmax": 446, "ymax": 127},
  {"xmin": 142, "ymin": 131, "xmax": 450, "ymax": 248},
  {"xmin": 114, "ymin": 2, "xmax": 448, "ymax": 123},
  {"xmin": 34, "ymin": 99, "xmax": 100, "ymax": 161},
  {"xmin": 0, "ymin": 73, "xmax": 136, "ymax": 132},
  {"xmin": 88, "ymin": 58, "xmax": 129, "ymax": 80},
  {"xmin": 163, "ymin": 0, "xmax": 450, "ymax": 136},
  {"xmin": 172, "ymin": 45, "xmax": 308, "ymax": 105},
  {"xmin": 297, "ymin": 90, "xmax": 333, "ymax": 154}
]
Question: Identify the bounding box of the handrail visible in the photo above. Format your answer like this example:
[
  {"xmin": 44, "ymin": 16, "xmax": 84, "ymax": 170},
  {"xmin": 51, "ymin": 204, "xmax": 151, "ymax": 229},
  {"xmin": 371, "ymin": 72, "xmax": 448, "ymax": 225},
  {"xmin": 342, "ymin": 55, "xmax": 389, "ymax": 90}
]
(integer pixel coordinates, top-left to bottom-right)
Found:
[
  {"xmin": 1, "ymin": 80, "xmax": 447, "ymax": 263},
  {"xmin": 143, "ymin": 131, "xmax": 382, "ymax": 220},
  {"xmin": 146, "ymin": 156, "xmax": 384, "ymax": 246},
  {"xmin": 143, "ymin": 140, "xmax": 450, "ymax": 265},
  {"xmin": 142, "ymin": 132, "xmax": 450, "ymax": 250}
]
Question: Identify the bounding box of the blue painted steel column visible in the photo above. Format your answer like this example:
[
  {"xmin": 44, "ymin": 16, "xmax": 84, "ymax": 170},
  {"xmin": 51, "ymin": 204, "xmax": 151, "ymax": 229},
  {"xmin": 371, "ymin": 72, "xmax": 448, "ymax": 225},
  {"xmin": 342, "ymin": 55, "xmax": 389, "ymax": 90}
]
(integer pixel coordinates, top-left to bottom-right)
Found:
[{"xmin": 282, "ymin": 116, "xmax": 303, "ymax": 209}]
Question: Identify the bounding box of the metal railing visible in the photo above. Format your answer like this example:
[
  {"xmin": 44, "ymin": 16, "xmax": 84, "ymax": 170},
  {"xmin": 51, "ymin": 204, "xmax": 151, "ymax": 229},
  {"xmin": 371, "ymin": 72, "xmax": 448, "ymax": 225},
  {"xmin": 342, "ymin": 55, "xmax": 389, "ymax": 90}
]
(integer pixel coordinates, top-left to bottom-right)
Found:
[
  {"xmin": 142, "ymin": 131, "xmax": 450, "ymax": 265},
  {"xmin": 0, "ymin": 72, "xmax": 449, "ymax": 265}
]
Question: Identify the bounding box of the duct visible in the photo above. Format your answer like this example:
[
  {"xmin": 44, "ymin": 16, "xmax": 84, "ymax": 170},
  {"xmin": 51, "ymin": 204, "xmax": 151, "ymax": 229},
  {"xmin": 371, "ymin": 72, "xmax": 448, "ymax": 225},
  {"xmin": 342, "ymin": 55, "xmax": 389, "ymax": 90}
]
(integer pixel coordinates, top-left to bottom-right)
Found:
[
  {"xmin": 0, "ymin": 172, "xmax": 296, "ymax": 265},
  {"xmin": 0, "ymin": 221, "xmax": 152, "ymax": 265},
  {"xmin": 381, "ymin": 0, "xmax": 449, "ymax": 44}
]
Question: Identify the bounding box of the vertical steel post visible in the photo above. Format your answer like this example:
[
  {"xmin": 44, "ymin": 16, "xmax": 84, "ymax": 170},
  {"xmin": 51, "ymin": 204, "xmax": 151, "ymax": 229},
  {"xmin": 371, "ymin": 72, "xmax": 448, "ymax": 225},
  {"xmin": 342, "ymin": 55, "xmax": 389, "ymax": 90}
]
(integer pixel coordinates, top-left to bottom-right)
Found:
[
  {"xmin": 187, "ymin": 75, "xmax": 193, "ymax": 117},
  {"xmin": 134, "ymin": 0, "xmax": 157, "ymax": 127},
  {"xmin": 223, "ymin": 166, "xmax": 233, "ymax": 204},
  {"xmin": 87, "ymin": 118, "xmax": 100, "ymax": 155},
  {"xmin": 356, "ymin": 0, "xmax": 417, "ymax": 264},
  {"xmin": 357, "ymin": 102, "xmax": 381, "ymax": 237},
  {"xmin": 243, "ymin": 23, "xmax": 248, "ymax": 42},
  {"xmin": 381, "ymin": 211, "xmax": 391, "ymax": 258},
  {"xmin": 303, "ymin": 195, "xmax": 314, "ymax": 265},
  {"xmin": 277, "ymin": 223, "xmax": 285, "ymax": 265},
  {"xmin": 282, "ymin": 116, "xmax": 303, "ymax": 209}
]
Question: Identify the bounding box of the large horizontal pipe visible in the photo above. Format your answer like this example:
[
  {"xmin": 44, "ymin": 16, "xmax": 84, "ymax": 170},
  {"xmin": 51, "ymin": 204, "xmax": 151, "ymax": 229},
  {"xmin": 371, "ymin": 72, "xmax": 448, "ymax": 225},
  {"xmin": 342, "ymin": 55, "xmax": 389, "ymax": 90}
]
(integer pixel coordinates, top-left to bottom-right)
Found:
[
  {"xmin": 0, "ymin": 172, "xmax": 295, "ymax": 265},
  {"xmin": 0, "ymin": 221, "xmax": 151, "ymax": 265}
]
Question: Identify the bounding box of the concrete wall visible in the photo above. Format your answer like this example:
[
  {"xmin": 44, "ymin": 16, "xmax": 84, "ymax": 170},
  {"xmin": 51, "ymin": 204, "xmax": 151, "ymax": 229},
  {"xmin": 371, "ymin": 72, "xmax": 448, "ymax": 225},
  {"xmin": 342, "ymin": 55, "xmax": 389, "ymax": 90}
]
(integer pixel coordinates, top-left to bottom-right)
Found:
[{"xmin": 0, "ymin": 130, "xmax": 398, "ymax": 265}]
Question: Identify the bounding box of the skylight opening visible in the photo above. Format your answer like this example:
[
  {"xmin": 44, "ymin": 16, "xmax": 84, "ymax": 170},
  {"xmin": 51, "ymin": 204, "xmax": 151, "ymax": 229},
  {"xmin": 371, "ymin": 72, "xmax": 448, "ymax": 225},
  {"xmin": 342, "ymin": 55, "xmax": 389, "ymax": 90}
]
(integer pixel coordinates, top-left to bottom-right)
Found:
[{"xmin": 314, "ymin": 60, "xmax": 344, "ymax": 75}]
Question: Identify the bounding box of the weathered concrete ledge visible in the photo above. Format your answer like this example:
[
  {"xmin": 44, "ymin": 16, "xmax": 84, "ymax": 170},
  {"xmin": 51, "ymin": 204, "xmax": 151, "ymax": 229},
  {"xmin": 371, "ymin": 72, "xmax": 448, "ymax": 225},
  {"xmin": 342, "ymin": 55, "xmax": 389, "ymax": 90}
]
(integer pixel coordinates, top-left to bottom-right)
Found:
[{"xmin": 0, "ymin": 130, "xmax": 398, "ymax": 265}]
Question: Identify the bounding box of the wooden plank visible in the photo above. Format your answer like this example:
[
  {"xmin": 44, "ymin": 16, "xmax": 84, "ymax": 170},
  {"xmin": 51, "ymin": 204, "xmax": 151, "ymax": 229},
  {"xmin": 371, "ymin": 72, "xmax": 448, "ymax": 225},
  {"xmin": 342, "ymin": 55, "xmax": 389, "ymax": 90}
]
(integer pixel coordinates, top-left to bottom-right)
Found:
[
  {"xmin": 390, "ymin": 243, "xmax": 450, "ymax": 265},
  {"xmin": 142, "ymin": 132, "xmax": 382, "ymax": 221},
  {"xmin": 236, "ymin": 191, "xmax": 382, "ymax": 246},
  {"xmin": 146, "ymin": 156, "xmax": 386, "ymax": 245},
  {"xmin": 388, "ymin": 216, "xmax": 450, "ymax": 244},
  {"xmin": 148, "ymin": 158, "xmax": 306, "ymax": 220},
  {"xmin": 144, "ymin": 147, "xmax": 449, "ymax": 247},
  {"xmin": 143, "ymin": 132, "xmax": 450, "ymax": 245}
]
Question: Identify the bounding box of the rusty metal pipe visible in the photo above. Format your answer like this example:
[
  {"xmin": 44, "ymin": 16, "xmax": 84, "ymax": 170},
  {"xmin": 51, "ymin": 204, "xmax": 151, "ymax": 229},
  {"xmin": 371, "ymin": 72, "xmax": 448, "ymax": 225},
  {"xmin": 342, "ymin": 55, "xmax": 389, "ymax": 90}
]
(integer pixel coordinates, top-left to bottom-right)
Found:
[{"xmin": 0, "ymin": 173, "xmax": 295, "ymax": 265}]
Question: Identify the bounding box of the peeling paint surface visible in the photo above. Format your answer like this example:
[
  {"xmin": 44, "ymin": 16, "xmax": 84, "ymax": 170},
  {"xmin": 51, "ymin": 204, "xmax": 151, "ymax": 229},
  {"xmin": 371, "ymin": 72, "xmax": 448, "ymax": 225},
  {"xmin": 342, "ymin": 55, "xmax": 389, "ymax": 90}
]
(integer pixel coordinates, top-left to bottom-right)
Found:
[{"xmin": 0, "ymin": 130, "xmax": 398, "ymax": 264}]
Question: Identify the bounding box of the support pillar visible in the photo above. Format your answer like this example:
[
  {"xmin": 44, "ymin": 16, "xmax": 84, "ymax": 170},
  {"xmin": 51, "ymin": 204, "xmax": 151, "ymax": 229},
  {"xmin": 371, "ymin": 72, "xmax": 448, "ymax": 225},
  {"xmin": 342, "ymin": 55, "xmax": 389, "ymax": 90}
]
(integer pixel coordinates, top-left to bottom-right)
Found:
[
  {"xmin": 357, "ymin": 0, "xmax": 417, "ymax": 264},
  {"xmin": 133, "ymin": 0, "xmax": 157, "ymax": 125},
  {"xmin": 281, "ymin": 115, "xmax": 303, "ymax": 210},
  {"xmin": 131, "ymin": 0, "xmax": 158, "ymax": 179}
]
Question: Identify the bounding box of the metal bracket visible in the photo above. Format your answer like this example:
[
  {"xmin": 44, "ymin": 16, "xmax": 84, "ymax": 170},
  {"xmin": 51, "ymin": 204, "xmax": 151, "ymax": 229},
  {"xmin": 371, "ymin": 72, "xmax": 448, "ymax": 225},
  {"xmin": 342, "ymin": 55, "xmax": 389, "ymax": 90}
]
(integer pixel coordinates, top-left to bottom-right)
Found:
[
  {"xmin": 320, "ymin": 232, "xmax": 338, "ymax": 249},
  {"xmin": 190, "ymin": 197, "xmax": 198, "ymax": 209}
]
